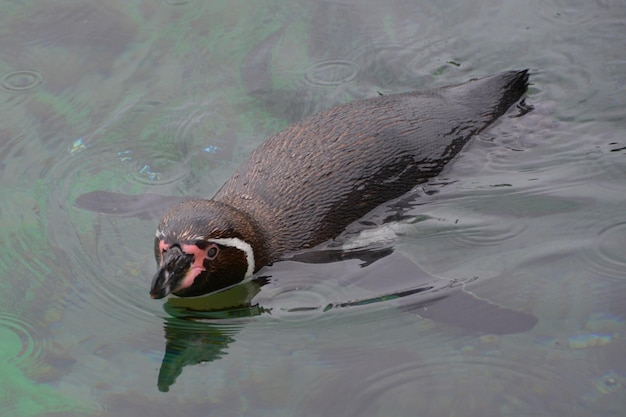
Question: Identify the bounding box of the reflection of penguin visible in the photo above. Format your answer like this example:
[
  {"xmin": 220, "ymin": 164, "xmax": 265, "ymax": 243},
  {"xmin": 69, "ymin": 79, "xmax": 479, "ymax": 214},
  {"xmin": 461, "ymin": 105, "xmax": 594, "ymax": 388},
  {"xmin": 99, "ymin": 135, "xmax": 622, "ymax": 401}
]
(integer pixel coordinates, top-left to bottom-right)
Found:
[
  {"xmin": 158, "ymin": 318, "xmax": 236, "ymax": 392},
  {"xmin": 150, "ymin": 71, "xmax": 530, "ymax": 299}
]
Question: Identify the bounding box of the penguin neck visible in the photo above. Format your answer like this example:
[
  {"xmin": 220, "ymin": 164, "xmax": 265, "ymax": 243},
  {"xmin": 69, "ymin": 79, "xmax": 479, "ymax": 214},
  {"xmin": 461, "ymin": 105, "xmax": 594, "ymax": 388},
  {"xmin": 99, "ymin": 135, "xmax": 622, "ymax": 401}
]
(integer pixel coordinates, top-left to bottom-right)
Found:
[
  {"xmin": 213, "ymin": 200, "xmax": 271, "ymax": 272},
  {"xmin": 214, "ymin": 192, "xmax": 304, "ymax": 263}
]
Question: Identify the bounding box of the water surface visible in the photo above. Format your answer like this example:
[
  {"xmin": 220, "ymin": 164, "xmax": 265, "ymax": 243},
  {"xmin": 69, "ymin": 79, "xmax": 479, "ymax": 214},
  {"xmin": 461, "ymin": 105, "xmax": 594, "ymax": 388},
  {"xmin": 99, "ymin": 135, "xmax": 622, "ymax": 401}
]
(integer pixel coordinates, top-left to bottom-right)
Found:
[{"xmin": 0, "ymin": 0, "xmax": 625, "ymax": 416}]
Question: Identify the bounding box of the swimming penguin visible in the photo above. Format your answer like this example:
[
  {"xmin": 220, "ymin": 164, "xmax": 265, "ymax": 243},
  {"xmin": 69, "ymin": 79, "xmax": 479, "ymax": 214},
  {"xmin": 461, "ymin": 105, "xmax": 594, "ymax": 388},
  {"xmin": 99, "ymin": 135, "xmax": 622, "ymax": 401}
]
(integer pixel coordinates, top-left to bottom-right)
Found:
[{"xmin": 150, "ymin": 70, "xmax": 530, "ymax": 299}]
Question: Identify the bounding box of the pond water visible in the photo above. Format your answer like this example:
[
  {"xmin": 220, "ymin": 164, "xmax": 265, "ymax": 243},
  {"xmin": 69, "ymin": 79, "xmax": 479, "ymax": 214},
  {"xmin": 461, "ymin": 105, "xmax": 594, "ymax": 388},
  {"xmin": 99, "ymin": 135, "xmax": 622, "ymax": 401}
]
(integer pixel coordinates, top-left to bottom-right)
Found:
[{"xmin": 1, "ymin": 0, "xmax": 625, "ymax": 416}]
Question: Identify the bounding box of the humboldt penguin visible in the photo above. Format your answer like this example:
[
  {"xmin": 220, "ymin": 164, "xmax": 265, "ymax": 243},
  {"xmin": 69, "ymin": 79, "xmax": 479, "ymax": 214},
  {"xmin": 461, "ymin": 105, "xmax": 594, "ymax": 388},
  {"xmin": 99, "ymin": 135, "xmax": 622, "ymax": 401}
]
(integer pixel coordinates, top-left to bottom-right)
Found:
[{"xmin": 150, "ymin": 70, "xmax": 530, "ymax": 299}]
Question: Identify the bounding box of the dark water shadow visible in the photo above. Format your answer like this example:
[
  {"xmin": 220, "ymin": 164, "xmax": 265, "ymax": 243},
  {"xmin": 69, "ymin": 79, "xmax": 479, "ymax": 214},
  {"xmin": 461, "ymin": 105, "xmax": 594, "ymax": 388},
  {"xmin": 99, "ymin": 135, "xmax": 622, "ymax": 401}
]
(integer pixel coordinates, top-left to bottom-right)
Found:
[{"xmin": 74, "ymin": 191, "xmax": 192, "ymax": 220}]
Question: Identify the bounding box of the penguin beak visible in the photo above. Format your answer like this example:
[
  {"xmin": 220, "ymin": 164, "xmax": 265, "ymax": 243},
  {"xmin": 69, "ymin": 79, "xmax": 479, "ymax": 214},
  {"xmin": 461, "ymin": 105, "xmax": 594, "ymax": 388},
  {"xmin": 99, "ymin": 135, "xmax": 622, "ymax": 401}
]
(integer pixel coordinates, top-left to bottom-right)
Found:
[{"xmin": 150, "ymin": 245, "xmax": 193, "ymax": 299}]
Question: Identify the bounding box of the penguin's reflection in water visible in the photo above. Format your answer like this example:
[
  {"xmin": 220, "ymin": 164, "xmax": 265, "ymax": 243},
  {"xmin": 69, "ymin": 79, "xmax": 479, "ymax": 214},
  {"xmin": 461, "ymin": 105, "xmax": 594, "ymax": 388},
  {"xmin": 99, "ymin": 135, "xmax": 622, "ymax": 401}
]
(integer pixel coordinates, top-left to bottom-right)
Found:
[{"xmin": 156, "ymin": 249, "xmax": 536, "ymax": 392}]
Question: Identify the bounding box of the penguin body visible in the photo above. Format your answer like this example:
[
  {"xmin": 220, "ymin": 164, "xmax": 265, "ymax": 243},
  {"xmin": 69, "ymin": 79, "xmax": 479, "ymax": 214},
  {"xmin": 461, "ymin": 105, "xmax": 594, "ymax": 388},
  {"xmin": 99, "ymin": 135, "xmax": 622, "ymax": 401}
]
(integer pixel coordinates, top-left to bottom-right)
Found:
[{"xmin": 151, "ymin": 70, "xmax": 529, "ymax": 299}]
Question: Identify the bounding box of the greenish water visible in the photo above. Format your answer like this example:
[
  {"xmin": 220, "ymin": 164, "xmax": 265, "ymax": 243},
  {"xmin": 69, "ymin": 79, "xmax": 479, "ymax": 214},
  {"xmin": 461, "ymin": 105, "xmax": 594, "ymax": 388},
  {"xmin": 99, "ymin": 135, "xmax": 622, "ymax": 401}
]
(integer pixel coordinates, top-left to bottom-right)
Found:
[{"xmin": 1, "ymin": 0, "xmax": 625, "ymax": 416}]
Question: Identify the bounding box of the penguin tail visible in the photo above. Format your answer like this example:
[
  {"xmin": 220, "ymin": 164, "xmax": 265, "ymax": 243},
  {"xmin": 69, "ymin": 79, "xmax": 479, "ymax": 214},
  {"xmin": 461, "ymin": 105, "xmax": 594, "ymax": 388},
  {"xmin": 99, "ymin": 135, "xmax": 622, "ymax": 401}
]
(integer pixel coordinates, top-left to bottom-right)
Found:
[{"xmin": 463, "ymin": 69, "xmax": 530, "ymax": 118}]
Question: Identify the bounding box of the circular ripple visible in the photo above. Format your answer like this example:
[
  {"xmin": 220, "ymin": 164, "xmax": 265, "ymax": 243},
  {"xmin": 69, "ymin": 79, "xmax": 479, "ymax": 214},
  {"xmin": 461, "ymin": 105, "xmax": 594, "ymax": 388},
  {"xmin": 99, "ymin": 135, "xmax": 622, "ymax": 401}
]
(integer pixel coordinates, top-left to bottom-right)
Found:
[
  {"xmin": 418, "ymin": 207, "xmax": 529, "ymax": 248},
  {"xmin": 254, "ymin": 282, "xmax": 336, "ymax": 323},
  {"xmin": 303, "ymin": 60, "xmax": 359, "ymax": 87},
  {"xmin": 337, "ymin": 357, "xmax": 567, "ymax": 416},
  {"xmin": 405, "ymin": 38, "xmax": 461, "ymax": 78},
  {"xmin": 585, "ymin": 221, "xmax": 626, "ymax": 277},
  {"xmin": 41, "ymin": 98, "xmax": 217, "ymax": 330},
  {"xmin": 45, "ymin": 156, "xmax": 179, "ymax": 326},
  {"xmin": 0, "ymin": 312, "xmax": 48, "ymax": 372},
  {"xmin": 124, "ymin": 152, "xmax": 192, "ymax": 186},
  {"xmin": 47, "ymin": 198, "xmax": 166, "ymax": 326},
  {"xmin": 1, "ymin": 69, "xmax": 45, "ymax": 92},
  {"xmin": 532, "ymin": 0, "xmax": 599, "ymax": 26},
  {"xmin": 452, "ymin": 221, "xmax": 528, "ymax": 247}
]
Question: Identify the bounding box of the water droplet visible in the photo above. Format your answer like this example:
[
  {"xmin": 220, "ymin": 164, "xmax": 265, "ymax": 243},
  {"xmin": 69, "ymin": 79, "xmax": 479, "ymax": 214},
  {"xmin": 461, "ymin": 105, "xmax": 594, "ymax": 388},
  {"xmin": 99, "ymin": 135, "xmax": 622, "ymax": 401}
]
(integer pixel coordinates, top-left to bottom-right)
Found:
[
  {"xmin": 203, "ymin": 145, "xmax": 219, "ymax": 153},
  {"xmin": 117, "ymin": 149, "xmax": 132, "ymax": 162},
  {"xmin": 137, "ymin": 165, "xmax": 160, "ymax": 182},
  {"xmin": 594, "ymin": 372, "xmax": 622, "ymax": 394},
  {"xmin": 123, "ymin": 153, "xmax": 190, "ymax": 186},
  {"xmin": 69, "ymin": 137, "xmax": 87, "ymax": 154}
]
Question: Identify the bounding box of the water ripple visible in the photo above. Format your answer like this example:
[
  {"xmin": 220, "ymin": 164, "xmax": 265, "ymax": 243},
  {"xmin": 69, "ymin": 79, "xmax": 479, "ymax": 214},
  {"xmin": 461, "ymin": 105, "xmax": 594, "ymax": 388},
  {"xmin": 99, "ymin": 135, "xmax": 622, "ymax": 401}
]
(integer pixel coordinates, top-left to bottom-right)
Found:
[
  {"xmin": 243, "ymin": 251, "xmax": 462, "ymax": 330},
  {"xmin": 302, "ymin": 60, "xmax": 360, "ymax": 87},
  {"xmin": 123, "ymin": 150, "xmax": 192, "ymax": 186},
  {"xmin": 159, "ymin": 249, "xmax": 459, "ymax": 330},
  {"xmin": 40, "ymin": 92, "xmax": 245, "ymax": 332},
  {"xmin": 451, "ymin": 219, "xmax": 528, "ymax": 247},
  {"xmin": 0, "ymin": 312, "xmax": 49, "ymax": 374},
  {"xmin": 315, "ymin": 355, "xmax": 568, "ymax": 416},
  {"xmin": 255, "ymin": 282, "xmax": 335, "ymax": 322},
  {"xmin": 42, "ymin": 100, "xmax": 206, "ymax": 327},
  {"xmin": 533, "ymin": 0, "xmax": 601, "ymax": 26},
  {"xmin": 54, "ymin": 189, "xmax": 167, "ymax": 325},
  {"xmin": 582, "ymin": 219, "xmax": 626, "ymax": 278},
  {"xmin": 1, "ymin": 69, "xmax": 45, "ymax": 92}
]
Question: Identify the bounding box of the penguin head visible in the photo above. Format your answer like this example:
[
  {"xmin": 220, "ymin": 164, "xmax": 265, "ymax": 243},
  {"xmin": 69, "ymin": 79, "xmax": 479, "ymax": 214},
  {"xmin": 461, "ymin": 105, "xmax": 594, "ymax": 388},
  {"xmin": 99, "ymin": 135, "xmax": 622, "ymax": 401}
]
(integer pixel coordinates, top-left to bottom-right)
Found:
[{"xmin": 150, "ymin": 199, "xmax": 267, "ymax": 299}]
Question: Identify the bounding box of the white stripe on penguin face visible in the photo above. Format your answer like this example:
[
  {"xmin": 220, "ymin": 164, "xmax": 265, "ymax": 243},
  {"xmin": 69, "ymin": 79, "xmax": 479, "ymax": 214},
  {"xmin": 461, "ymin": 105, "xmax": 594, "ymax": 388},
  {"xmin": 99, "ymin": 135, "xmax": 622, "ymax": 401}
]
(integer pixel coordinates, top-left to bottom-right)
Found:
[{"xmin": 207, "ymin": 237, "xmax": 255, "ymax": 279}]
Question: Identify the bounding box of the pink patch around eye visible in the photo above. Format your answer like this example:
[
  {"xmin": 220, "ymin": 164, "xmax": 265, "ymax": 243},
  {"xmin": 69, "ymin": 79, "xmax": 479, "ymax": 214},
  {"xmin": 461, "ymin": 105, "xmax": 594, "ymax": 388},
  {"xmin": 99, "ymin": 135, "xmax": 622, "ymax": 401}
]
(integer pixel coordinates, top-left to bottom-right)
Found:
[{"xmin": 177, "ymin": 243, "xmax": 209, "ymax": 290}]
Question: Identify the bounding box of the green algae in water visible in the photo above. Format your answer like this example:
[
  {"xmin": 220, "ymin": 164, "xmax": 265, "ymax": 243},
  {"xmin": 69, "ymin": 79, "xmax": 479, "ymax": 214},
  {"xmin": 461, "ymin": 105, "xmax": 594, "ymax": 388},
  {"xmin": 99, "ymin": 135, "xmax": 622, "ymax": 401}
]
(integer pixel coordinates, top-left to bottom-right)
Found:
[{"xmin": 0, "ymin": 330, "xmax": 91, "ymax": 417}]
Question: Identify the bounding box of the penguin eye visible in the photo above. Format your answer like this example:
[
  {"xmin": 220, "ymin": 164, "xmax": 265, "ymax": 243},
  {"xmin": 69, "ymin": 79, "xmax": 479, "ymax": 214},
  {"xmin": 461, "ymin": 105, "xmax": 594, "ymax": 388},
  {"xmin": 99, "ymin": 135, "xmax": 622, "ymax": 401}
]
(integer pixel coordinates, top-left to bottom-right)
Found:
[{"xmin": 206, "ymin": 245, "xmax": 219, "ymax": 260}]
